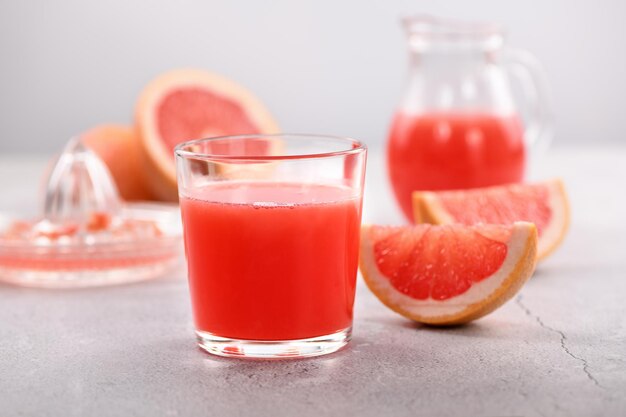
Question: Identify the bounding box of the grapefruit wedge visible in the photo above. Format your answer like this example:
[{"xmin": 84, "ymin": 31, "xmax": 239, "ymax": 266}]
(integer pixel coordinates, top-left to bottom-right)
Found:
[
  {"xmin": 413, "ymin": 179, "xmax": 570, "ymax": 261},
  {"xmin": 360, "ymin": 223, "xmax": 537, "ymax": 325},
  {"xmin": 136, "ymin": 68, "xmax": 280, "ymax": 200}
]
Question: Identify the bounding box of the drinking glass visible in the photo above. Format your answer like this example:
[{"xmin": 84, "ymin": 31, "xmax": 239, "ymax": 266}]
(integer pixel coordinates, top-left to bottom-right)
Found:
[{"xmin": 175, "ymin": 134, "xmax": 367, "ymax": 358}]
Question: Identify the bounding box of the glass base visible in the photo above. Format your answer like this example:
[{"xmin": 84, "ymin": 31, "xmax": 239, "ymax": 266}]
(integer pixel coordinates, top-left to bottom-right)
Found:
[
  {"xmin": 196, "ymin": 327, "xmax": 351, "ymax": 359},
  {"xmin": 0, "ymin": 257, "xmax": 179, "ymax": 288}
]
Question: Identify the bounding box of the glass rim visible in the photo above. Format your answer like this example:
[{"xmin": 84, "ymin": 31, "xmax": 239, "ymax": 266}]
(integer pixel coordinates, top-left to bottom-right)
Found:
[
  {"xmin": 402, "ymin": 14, "xmax": 504, "ymax": 40},
  {"xmin": 174, "ymin": 133, "xmax": 367, "ymax": 161}
]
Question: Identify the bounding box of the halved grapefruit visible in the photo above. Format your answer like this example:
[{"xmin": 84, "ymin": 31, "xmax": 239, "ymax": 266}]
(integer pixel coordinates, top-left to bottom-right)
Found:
[
  {"xmin": 413, "ymin": 179, "xmax": 569, "ymax": 261},
  {"xmin": 136, "ymin": 68, "xmax": 280, "ymax": 201},
  {"xmin": 80, "ymin": 125, "xmax": 154, "ymax": 201},
  {"xmin": 360, "ymin": 222, "xmax": 537, "ymax": 325}
]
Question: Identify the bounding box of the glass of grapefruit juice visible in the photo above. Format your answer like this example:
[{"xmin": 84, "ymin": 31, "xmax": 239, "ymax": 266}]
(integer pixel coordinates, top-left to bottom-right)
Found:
[{"xmin": 175, "ymin": 134, "xmax": 367, "ymax": 358}]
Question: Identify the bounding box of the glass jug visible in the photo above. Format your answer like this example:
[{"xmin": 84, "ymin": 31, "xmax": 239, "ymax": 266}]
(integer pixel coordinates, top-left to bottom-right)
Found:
[{"xmin": 387, "ymin": 16, "xmax": 552, "ymax": 221}]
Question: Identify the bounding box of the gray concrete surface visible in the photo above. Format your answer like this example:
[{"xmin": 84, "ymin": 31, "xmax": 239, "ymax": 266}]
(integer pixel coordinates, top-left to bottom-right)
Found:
[{"xmin": 0, "ymin": 148, "xmax": 625, "ymax": 416}]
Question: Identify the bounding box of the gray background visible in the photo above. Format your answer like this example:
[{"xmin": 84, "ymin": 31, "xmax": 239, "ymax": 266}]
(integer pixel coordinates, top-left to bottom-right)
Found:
[{"xmin": 1, "ymin": 0, "xmax": 624, "ymax": 154}]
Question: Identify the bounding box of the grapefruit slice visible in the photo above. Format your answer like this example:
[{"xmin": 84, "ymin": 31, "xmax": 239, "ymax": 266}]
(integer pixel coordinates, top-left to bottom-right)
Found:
[
  {"xmin": 360, "ymin": 222, "xmax": 537, "ymax": 325},
  {"xmin": 413, "ymin": 179, "xmax": 569, "ymax": 261},
  {"xmin": 80, "ymin": 125, "xmax": 154, "ymax": 201},
  {"xmin": 136, "ymin": 68, "xmax": 280, "ymax": 201}
]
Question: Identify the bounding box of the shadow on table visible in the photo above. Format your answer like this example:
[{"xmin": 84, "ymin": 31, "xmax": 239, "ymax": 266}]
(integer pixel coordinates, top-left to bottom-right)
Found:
[{"xmin": 361, "ymin": 312, "xmax": 585, "ymax": 343}]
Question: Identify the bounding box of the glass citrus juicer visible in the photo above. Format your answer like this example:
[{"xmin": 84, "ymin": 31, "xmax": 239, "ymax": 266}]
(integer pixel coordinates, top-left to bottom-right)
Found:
[
  {"xmin": 0, "ymin": 138, "xmax": 182, "ymax": 288},
  {"xmin": 387, "ymin": 15, "xmax": 553, "ymax": 221}
]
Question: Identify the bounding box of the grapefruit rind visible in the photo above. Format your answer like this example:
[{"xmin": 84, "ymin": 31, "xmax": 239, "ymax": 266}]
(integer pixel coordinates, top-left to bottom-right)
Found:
[
  {"xmin": 136, "ymin": 68, "xmax": 280, "ymax": 200},
  {"xmin": 359, "ymin": 222, "xmax": 538, "ymax": 325},
  {"xmin": 80, "ymin": 125, "xmax": 154, "ymax": 201},
  {"xmin": 413, "ymin": 179, "xmax": 569, "ymax": 261}
]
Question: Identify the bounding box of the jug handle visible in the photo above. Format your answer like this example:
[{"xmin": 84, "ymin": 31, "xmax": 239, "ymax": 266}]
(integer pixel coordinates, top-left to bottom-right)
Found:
[{"xmin": 503, "ymin": 48, "xmax": 554, "ymax": 154}]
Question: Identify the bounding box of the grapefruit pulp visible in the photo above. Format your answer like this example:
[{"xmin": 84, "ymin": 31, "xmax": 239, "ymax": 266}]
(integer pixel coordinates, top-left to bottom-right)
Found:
[
  {"xmin": 413, "ymin": 179, "xmax": 569, "ymax": 261},
  {"xmin": 360, "ymin": 222, "xmax": 537, "ymax": 325},
  {"xmin": 136, "ymin": 69, "xmax": 280, "ymax": 201}
]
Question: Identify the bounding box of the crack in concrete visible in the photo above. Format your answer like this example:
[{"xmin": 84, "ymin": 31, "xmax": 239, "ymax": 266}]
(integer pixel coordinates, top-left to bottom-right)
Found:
[{"xmin": 515, "ymin": 294, "xmax": 603, "ymax": 389}]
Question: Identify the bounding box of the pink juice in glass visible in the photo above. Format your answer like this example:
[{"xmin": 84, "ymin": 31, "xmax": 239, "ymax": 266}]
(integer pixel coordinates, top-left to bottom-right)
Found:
[{"xmin": 180, "ymin": 181, "xmax": 362, "ymax": 341}]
